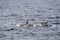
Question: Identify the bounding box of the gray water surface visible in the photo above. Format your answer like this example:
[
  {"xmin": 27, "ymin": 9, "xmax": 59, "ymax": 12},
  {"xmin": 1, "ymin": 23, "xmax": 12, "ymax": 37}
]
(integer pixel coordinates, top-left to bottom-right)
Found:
[{"xmin": 0, "ymin": 0, "xmax": 60, "ymax": 40}]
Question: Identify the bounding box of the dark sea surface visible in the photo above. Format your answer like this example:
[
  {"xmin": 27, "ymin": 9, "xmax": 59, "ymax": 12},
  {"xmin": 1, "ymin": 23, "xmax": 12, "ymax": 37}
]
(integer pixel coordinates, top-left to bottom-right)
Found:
[{"xmin": 0, "ymin": 0, "xmax": 60, "ymax": 40}]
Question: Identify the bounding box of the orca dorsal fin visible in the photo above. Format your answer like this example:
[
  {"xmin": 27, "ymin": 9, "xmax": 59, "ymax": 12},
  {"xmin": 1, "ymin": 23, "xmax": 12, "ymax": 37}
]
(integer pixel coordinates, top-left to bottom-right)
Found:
[{"xmin": 26, "ymin": 20, "xmax": 28, "ymax": 24}]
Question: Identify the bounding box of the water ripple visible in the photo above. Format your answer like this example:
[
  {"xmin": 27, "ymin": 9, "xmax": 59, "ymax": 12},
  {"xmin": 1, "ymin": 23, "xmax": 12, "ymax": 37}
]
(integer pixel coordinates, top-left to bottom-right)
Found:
[
  {"xmin": 0, "ymin": 33, "xmax": 6, "ymax": 38},
  {"xmin": 48, "ymin": 16, "xmax": 60, "ymax": 19}
]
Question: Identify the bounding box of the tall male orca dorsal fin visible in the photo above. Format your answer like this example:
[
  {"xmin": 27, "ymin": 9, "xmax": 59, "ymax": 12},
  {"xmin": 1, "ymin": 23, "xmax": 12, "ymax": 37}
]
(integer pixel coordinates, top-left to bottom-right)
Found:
[{"xmin": 26, "ymin": 20, "xmax": 28, "ymax": 24}]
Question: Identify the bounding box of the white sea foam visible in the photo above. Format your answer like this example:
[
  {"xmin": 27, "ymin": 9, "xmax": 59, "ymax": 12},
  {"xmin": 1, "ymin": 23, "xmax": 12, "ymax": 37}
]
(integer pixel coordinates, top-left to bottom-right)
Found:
[
  {"xmin": 16, "ymin": 24, "xmax": 20, "ymax": 27},
  {"xmin": 49, "ymin": 24, "xmax": 56, "ymax": 28}
]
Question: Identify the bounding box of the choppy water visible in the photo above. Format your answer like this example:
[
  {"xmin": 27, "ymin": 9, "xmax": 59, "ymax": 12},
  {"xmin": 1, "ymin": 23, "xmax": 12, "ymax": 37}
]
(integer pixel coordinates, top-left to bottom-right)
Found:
[{"xmin": 0, "ymin": 0, "xmax": 60, "ymax": 40}]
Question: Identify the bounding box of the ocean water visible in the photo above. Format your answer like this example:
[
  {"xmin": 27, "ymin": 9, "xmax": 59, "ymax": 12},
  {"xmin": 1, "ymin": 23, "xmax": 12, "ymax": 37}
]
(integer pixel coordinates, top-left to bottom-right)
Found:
[{"xmin": 0, "ymin": 0, "xmax": 60, "ymax": 40}]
